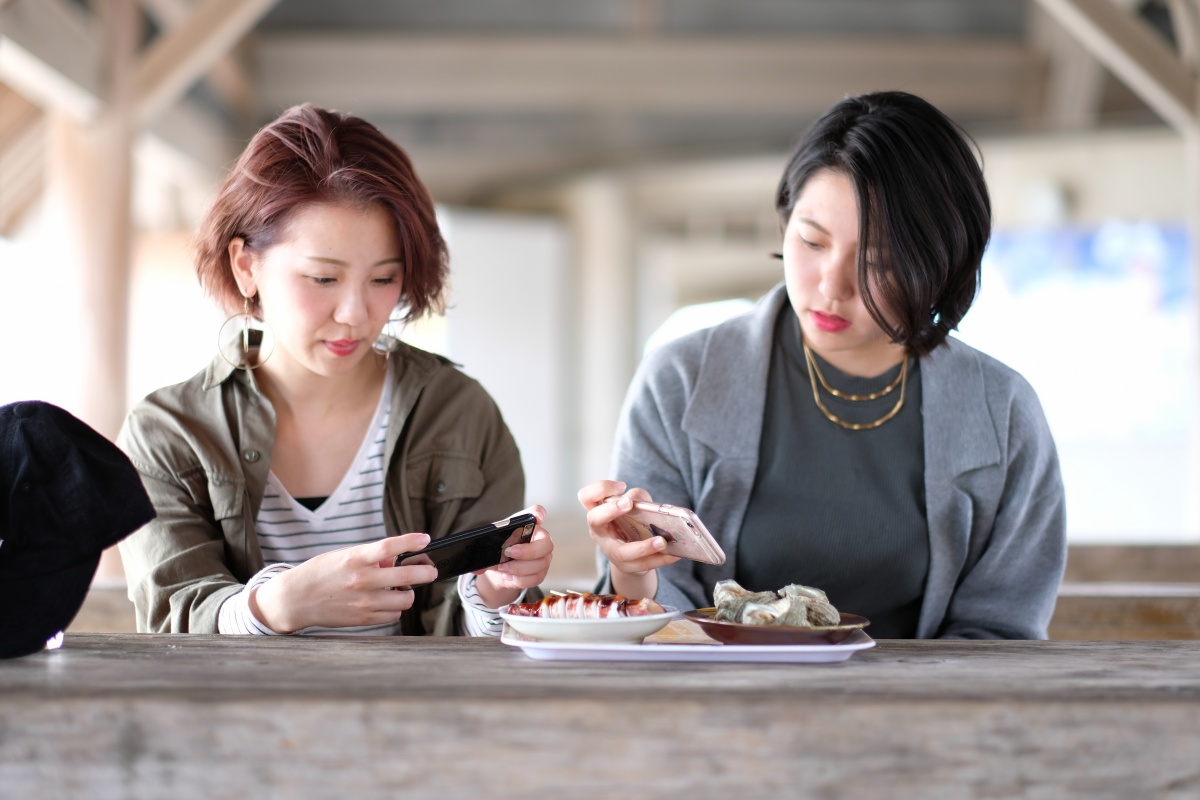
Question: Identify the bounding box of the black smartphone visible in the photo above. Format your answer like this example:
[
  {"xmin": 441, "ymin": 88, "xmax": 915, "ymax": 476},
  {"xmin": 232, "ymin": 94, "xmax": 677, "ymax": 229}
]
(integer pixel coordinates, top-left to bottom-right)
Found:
[{"xmin": 393, "ymin": 513, "xmax": 538, "ymax": 582}]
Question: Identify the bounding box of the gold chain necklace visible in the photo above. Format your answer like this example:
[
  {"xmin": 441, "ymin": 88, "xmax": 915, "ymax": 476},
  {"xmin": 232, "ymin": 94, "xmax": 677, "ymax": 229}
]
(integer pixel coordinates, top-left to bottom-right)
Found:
[{"xmin": 802, "ymin": 341, "xmax": 908, "ymax": 431}]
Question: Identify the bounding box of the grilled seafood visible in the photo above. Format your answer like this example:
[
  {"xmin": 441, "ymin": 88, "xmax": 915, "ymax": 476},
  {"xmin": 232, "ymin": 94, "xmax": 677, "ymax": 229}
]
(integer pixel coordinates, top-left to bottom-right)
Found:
[
  {"xmin": 506, "ymin": 592, "xmax": 666, "ymax": 619},
  {"xmin": 713, "ymin": 579, "xmax": 841, "ymax": 627}
]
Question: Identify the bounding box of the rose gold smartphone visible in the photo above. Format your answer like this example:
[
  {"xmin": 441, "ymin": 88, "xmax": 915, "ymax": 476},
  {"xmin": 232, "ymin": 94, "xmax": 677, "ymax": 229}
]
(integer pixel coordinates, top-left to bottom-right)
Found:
[{"xmin": 612, "ymin": 501, "xmax": 726, "ymax": 565}]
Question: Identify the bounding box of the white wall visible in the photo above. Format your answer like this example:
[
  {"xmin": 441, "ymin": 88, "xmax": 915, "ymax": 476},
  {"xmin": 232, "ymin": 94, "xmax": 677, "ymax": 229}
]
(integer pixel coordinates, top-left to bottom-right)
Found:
[{"xmin": 437, "ymin": 208, "xmax": 573, "ymax": 517}]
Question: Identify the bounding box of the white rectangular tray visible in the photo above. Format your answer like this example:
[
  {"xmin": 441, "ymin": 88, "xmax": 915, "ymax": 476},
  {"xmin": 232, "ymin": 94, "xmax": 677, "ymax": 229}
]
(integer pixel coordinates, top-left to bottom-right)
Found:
[{"xmin": 500, "ymin": 628, "xmax": 875, "ymax": 663}]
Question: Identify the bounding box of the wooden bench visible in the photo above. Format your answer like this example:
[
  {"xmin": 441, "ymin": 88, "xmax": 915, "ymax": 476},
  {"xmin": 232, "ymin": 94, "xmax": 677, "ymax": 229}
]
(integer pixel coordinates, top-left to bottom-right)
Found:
[{"xmin": 1051, "ymin": 545, "xmax": 1200, "ymax": 640}]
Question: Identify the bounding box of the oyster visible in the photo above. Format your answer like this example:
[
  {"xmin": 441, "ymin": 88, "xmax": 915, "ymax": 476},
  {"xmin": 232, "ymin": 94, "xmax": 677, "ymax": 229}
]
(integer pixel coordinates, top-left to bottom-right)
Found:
[
  {"xmin": 713, "ymin": 579, "xmax": 842, "ymax": 627},
  {"xmin": 780, "ymin": 584, "xmax": 841, "ymax": 627},
  {"xmin": 712, "ymin": 579, "xmax": 778, "ymax": 622}
]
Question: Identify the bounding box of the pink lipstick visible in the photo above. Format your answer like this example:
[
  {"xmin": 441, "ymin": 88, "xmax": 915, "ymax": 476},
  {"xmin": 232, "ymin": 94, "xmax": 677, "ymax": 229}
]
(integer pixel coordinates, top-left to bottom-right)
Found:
[
  {"xmin": 325, "ymin": 339, "xmax": 360, "ymax": 357},
  {"xmin": 811, "ymin": 311, "xmax": 850, "ymax": 333}
]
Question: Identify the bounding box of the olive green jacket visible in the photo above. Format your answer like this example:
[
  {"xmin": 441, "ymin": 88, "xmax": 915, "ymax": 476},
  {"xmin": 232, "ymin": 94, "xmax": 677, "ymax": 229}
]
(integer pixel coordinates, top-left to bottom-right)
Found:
[{"xmin": 117, "ymin": 344, "xmax": 525, "ymax": 634}]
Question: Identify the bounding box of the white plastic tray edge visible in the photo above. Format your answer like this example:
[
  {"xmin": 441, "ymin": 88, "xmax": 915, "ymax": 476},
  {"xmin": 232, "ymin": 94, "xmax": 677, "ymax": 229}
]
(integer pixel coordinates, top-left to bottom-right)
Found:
[{"xmin": 500, "ymin": 628, "xmax": 876, "ymax": 663}]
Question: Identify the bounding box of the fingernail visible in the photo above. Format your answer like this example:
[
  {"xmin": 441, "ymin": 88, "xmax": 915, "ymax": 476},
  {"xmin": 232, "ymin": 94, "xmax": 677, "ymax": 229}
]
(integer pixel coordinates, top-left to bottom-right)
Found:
[
  {"xmin": 504, "ymin": 546, "xmax": 518, "ymax": 558},
  {"xmin": 618, "ymin": 497, "xmax": 632, "ymax": 510},
  {"xmin": 653, "ymin": 537, "xmax": 666, "ymax": 550}
]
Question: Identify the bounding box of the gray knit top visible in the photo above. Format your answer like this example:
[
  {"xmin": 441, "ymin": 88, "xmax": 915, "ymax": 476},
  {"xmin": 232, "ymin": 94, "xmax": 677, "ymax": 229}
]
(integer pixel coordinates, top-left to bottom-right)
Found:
[{"xmin": 736, "ymin": 306, "xmax": 928, "ymax": 638}]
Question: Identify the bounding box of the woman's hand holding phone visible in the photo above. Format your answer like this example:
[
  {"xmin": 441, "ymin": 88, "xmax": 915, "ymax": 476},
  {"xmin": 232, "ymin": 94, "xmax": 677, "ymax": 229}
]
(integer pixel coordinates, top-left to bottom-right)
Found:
[
  {"xmin": 474, "ymin": 504, "xmax": 555, "ymax": 609},
  {"xmin": 250, "ymin": 533, "xmax": 438, "ymax": 634},
  {"xmin": 578, "ymin": 479, "xmax": 680, "ymax": 601}
]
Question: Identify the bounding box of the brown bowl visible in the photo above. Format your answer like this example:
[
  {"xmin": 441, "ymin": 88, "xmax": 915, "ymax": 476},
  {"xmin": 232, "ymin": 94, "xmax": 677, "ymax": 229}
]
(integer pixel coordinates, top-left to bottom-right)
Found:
[{"xmin": 683, "ymin": 608, "xmax": 870, "ymax": 645}]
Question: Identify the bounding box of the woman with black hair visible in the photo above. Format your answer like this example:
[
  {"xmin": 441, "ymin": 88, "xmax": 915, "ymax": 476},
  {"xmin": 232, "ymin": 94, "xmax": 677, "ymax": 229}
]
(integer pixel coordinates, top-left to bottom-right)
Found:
[{"xmin": 580, "ymin": 91, "xmax": 1065, "ymax": 639}]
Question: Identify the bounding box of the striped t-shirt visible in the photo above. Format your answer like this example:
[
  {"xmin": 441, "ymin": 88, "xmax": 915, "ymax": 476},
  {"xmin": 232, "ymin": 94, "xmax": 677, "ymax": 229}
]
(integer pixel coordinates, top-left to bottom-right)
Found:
[{"xmin": 217, "ymin": 363, "xmax": 515, "ymax": 636}]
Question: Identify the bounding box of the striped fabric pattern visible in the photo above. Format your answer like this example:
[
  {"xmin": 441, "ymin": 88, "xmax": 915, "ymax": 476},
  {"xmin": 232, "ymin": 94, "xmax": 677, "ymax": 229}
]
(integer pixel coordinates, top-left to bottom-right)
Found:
[
  {"xmin": 216, "ymin": 362, "xmax": 510, "ymax": 637},
  {"xmin": 458, "ymin": 573, "xmax": 526, "ymax": 636}
]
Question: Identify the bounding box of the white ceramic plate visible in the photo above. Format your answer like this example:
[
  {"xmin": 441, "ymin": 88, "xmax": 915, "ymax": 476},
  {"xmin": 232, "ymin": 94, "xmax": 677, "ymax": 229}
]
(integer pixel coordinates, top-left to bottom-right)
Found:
[{"xmin": 498, "ymin": 606, "xmax": 679, "ymax": 644}]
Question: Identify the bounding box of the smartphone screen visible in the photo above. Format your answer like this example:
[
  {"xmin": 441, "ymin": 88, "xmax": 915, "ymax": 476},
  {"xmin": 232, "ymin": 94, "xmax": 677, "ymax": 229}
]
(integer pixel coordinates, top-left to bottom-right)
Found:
[{"xmin": 394, "ymin": 513, "xmax": 537, "ymax": 582}]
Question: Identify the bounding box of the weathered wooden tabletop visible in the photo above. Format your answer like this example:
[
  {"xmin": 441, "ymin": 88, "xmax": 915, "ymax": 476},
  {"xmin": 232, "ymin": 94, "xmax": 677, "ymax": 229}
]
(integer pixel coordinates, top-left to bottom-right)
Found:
[{"xmin": 2, "ymin": 634, "xmax": 1198, "ymax": 799}]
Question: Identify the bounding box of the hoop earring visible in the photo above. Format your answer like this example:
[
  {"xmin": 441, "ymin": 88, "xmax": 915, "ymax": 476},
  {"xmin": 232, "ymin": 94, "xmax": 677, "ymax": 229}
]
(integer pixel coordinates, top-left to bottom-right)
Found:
[
  {"xmin": 372, "ymin": 316, "xmax": 403, "ymax": 357},
  {"xmin": 218, "ymin": 295, "xmax": 274, "ymax": 370}
]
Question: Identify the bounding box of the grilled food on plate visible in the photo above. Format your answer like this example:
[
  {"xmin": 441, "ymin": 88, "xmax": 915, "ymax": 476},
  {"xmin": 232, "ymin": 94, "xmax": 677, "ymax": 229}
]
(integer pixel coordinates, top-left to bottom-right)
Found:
[{"xmin": 506, "ymin": 592, "xmax": 666, "ymax": 619}]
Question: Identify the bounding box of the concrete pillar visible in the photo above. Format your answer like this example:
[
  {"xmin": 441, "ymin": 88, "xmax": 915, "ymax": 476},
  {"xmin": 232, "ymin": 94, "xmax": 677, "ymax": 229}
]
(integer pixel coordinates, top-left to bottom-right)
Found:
[{"xmin": 563, "ymin": 173, "xmax": 638, "ymax": 488}]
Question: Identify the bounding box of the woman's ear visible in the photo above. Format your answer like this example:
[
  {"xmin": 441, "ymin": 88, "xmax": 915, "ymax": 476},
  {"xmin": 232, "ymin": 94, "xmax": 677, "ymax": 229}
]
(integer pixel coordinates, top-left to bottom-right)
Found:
[{"xmin": 228, "ymin": 237, "xmax": 257, "ymax": 298}]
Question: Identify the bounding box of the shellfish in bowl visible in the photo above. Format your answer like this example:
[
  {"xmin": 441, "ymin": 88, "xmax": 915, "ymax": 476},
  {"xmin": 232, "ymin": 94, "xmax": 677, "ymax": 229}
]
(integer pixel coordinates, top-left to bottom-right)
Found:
[{"xmin": 686, "ymin": 580, "xmax": 869, "ymax": 645}]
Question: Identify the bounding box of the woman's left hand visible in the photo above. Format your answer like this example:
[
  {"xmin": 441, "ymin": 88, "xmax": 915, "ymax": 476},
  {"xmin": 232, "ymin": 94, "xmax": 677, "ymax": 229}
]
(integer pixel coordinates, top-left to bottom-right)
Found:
[{"xmin": 475, "ymin": 504, "xmax": 554, "ymax": 608}]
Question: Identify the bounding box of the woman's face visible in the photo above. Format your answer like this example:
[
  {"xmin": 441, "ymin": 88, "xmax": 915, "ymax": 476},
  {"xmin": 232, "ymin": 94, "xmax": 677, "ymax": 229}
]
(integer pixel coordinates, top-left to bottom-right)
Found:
[
  {"xmin": 781, "ymin": 168, "xmax": 904, "ymax": 376},
  {"xmin": 230, "ymin": 202, "xmax": 404, "ymax": 381}
]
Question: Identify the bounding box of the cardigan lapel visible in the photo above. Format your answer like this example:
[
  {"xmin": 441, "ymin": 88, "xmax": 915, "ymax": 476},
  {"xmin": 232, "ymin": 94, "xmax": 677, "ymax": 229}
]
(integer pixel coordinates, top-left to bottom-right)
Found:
[
  {"xmin": 920, "ymin": 337, "xmax": 1002, "ymax": 478},
  {"xmin": 681, "ymin": 284, "xmax": 788, "ymax": 459},
  {"xmin": 917, "ymin": 336, "xmax": 1003, "ymax": 638}
]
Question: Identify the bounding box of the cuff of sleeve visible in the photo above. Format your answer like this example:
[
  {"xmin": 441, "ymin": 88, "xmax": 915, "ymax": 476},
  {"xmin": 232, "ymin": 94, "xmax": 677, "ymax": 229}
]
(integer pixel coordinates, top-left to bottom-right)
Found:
[
  {"xmin": 457, "ymin": 573, "xmax": 527, "ymax": 638},
  {"xmin": 457, "ymin": 573, "xmax": 527, "ymax": 612},
  {"xmin": 217, "ymin": 563, "xmax": 293, "ymax": 635}
]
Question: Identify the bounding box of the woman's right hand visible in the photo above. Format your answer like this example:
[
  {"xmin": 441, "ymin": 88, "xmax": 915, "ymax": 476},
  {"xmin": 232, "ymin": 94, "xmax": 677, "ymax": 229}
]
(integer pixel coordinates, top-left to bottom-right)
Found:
[
  {"xmin": 249, "ymin": 533, "xmax": 439, "ymax": 633},
  {"xmin": 577, "ymin": 479, "xmax": 680, "ymax": 600}
]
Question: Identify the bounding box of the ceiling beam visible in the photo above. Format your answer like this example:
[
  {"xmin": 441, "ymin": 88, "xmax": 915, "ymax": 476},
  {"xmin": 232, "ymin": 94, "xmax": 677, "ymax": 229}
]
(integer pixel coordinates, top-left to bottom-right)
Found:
[
  {"xmin": 0, "ymin": 0, "xmax": 103, "ymax": 122},
  {"xmin": 1030, "ymin": 2, "xmax": 1107, "ymax": 130},
  {"xmin": 134, "ymin": 0, "xmax": 277, "ymax": 126},
  {"xmin": 139, "ymin": 0, "xmax": 257, "ymax": 120},
  {"xmin": 0, "ymin": 84, "xmax": 44, "ymax": 236},
  {"xmin": 1032, "ymin": 0, "xmax": 1200, "ymax": 136},
  {"xmin": 257, "ymin": 35, "xmax": 1042, "ymax": 118}
]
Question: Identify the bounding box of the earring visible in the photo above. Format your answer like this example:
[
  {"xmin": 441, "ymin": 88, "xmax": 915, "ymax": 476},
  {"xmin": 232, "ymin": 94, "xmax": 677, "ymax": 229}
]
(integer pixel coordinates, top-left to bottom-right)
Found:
[
  {"xmin": 372, "ymin": 315, "xmax": 403, "ymax": 357},
  {"xmin": 217, "ymin": 295, "xmax": 274, "ymax": 370}
]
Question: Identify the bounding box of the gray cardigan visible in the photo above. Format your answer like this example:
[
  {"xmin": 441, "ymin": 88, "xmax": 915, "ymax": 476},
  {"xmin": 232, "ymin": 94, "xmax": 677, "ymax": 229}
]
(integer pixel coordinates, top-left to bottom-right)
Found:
[{"xmin": 607, "ymin": 283, "xmax": 1066, "ymax": 639}]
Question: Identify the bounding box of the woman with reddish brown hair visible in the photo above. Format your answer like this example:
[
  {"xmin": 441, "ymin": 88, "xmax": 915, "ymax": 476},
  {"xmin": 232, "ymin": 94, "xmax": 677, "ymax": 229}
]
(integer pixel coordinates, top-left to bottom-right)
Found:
[{"xmin": 118, "ymin": 104, "xmax": 553, "ymax": 636}]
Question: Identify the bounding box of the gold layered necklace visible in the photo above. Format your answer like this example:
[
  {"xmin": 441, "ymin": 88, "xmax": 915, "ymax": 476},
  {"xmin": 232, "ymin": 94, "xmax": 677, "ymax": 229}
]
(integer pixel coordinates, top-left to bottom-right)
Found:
[{"xmin": 802, "ymin": 341, "xmax": 908, "ymax": 431}]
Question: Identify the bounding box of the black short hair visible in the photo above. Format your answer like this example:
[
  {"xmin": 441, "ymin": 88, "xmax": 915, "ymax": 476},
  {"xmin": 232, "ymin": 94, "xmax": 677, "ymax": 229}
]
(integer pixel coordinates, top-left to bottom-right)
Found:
[{"xmin": 775, "ymin": 91, "xmax": 991, "ymax": 356}]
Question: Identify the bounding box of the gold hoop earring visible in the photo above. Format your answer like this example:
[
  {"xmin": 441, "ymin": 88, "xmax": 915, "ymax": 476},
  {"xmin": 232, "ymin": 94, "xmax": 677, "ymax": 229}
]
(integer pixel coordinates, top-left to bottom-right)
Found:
[{"xmin": 218, "ymin": 295, "xmax": 274, "ymax": 370}]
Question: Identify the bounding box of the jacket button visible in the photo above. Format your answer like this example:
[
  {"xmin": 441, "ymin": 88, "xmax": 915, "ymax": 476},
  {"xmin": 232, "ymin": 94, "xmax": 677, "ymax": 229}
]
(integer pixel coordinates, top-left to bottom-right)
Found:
[
  {"xmin": 435, "ymin": 480, "xmax": 446, "ymax": 495},
  {"xmin": 243, "ymin": 449, "xmax": 261, "ymax": 463}
]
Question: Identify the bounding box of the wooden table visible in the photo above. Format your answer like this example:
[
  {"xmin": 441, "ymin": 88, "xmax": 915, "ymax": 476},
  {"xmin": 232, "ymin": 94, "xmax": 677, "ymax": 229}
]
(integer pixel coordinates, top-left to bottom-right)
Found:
[{"xmin": 2, "ymin": 634, "xmax": 1198, "ymax": 799}]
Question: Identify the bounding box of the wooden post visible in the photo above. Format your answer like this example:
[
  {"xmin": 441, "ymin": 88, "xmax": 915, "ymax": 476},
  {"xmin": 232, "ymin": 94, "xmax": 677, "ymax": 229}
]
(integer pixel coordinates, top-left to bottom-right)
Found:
[{"xmin": 40, "ymin": 0, "xmax": 140, "ymax": 583}]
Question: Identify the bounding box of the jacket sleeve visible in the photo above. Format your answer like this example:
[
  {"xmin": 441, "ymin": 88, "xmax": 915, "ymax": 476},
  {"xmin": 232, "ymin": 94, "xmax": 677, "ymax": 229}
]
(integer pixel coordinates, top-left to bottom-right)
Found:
[
  {"xmin": 601, "ymin": 346, "xmax": 712, "ymax": 611},
  {"xmin": 936, "ymin": 382, "xmax": 1067, "ymax": 639},
  {"xmin": 116, "ymin": 405, "xmax": 247, "ymax": 634}
]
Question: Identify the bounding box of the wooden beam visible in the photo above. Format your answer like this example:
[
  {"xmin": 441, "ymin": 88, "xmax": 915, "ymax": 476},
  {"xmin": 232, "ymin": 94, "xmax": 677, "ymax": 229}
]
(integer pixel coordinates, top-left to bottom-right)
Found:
[
  {"xmin": 0, "ymin": 0, "xmax": 103, "ymax": 121},
  {"xmin": 1033, "ymin": 0, "xmax": 1200, "ymax": 136},
  {"xmin": 134, "ymin": 0, "xmax": 277, "ymax": 126},
  {"xmin": 256, "ymin": 35, "xmax": 1041, "ymax": 118},
  {"xmin": 1029, "ymin": 3, "xmax": 1107, "ymax": 130},
  {"xmin": 0, "ymin": 102, "xmax": 44, "ymax": 236},
  {"xmin": 139, "ymin": 0, "xmax": 256, "ymax": 120},
  {"xmin": 1166, "ymin": 0, "xmax": 1200, "ymax": 69}
]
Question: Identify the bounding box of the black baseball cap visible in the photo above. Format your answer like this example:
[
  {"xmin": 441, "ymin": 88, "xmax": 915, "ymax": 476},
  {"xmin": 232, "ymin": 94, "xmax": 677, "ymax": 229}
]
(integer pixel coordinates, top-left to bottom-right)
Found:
[{"xmin": 0, "ymin": 401, "xmax": 156, "ymax": 658}]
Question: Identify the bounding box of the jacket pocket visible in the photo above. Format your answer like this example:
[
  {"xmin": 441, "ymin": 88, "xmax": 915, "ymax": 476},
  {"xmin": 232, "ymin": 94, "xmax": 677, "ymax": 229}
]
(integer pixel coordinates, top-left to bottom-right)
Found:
[
  {"xmin": 406, "ymin": 454, "xmax": 485, "ymax": 503},
  {"xmin": 205, "ymin": 472, "xmax": 245, "ymax": 522}
]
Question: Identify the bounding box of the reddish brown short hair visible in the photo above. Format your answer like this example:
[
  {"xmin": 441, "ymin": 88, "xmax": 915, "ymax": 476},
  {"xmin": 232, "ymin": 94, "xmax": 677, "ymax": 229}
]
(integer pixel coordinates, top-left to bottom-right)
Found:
[{"xmin": 194, "ymin": 104, "xmax": 448, "ymax": 320}]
